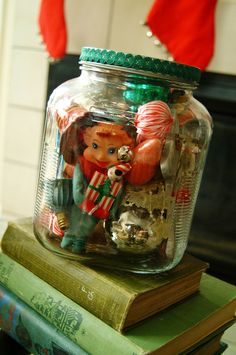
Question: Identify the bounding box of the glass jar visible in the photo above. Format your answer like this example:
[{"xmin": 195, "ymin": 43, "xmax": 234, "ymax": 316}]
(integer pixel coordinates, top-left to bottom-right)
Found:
[{"xmin": 33, "ymin": 47, "xmax": 212, "ymax": 273}]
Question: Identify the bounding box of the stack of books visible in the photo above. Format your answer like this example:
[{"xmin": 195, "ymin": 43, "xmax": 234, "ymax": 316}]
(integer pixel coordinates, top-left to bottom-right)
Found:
[{"xmin": 0, "ymin": 218, "xmax": 236, "ymax": 354}]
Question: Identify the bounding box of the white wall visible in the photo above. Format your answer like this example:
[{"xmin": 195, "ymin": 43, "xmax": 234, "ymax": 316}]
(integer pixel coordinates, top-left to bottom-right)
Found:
[
  {"xmin": 208, "ymin": 0, "xmax": 236, "ymax": 74},
  {"xmin": 0, "ymin": 0, "xmax": 236, "ymax": 219},
  {"xmin": 0, "ymin": 0, "xmax": 48, "ymax": 219},
  {"xmin": 0, "ymin": 0, "xmax": 16, "ymax": 217}
]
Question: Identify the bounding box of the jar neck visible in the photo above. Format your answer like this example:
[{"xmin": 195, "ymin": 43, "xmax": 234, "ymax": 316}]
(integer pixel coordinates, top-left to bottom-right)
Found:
[
  {"xmin": 79, "ymin": 63, "xmax": 194, "ymax": 116},
  {"xmin": 79, "ymin": 62, "xmax": 197, "ymax": 91}
]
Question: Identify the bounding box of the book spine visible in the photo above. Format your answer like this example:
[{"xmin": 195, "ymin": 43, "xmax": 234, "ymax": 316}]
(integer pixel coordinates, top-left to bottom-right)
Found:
[
  {"xmin": 1, "ymin": 223, "xmax": 131, "ymax": 331},
  {"xmin": 0, "ymin": 253, "xmax": 145, "ymax": 355},
  {"xmin": 0, "ymin": 284, "xmax": 88, "ymax": 355}
]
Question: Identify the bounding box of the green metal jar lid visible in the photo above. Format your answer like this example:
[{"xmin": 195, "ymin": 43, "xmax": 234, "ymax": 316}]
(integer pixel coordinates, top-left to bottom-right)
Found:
[{"xmin": 79, "ymin": 47, "xmax": 201, "ymax": 85}]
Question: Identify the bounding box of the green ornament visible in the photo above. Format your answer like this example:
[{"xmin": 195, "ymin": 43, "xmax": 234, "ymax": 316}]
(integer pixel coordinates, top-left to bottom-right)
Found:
[{"xmin": 123, "ymin": 83, "xmax": 170, "ymax": 112}]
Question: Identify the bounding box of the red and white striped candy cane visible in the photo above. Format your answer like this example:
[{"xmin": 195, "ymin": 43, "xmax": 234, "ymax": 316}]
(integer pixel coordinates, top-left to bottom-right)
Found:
[{"xmin": 135, "ymin": 101, "xmax": 174, "ymax": 143}]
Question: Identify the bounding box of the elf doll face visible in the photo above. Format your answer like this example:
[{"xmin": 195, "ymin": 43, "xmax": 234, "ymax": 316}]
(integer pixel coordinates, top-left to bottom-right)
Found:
[{"xmin": 83, "ymin": 123, "xmax": 133, "ymax": 169}]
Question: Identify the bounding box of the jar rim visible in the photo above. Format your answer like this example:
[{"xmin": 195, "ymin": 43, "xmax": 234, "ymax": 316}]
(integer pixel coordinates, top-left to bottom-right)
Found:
[{"xmin": 79, "ymin": 47, "xmax": 201, "ymax": 87}]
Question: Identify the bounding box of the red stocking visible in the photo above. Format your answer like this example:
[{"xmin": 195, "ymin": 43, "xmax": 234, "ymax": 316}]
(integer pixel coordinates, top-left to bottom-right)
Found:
[
  {"xmin": 38, "ymin": 0, "xmax": 67, "ymax": 59},
  {"xmin": 146, "ymin": 0, "xmax": 218, "ymax": 70}
]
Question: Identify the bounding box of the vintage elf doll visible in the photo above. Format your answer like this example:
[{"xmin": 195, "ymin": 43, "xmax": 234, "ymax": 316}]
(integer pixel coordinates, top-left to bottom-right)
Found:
[{"xmin": 60, "ymin": 120, "xmax": 132, "ymax": 252}]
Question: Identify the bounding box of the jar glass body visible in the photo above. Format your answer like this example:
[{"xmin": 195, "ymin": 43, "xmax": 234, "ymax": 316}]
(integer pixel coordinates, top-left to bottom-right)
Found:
[{"xmin": 33, "ymin": 62, "xmax": 212, "ymax": 273}]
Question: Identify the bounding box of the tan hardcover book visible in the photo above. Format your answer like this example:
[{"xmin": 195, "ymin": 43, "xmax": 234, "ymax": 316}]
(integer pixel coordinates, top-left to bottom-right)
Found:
[{"xmin": 1, "ymin": 218, "xmax": 208, "ymax": 332}]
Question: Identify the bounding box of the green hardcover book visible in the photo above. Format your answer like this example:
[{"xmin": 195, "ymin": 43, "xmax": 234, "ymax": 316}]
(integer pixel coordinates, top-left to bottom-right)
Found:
[
  {"xmin": 0, "ymin": 218, "xmax": 208, "ymax": 332},
  {"xmin": 180, "ymin": 320, "xmax": 234, "ymax": 354},
  {"xmin": 0, "ymin": 252, "xmax": 236, "ymax": 355}
]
